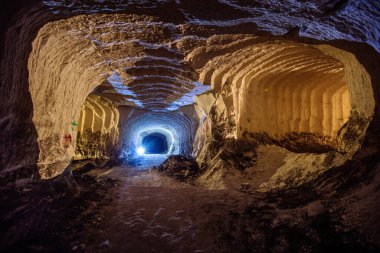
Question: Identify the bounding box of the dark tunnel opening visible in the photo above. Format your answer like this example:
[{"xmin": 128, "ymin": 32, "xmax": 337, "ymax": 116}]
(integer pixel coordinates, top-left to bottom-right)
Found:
[{"xmin": 142, "ymin": 133, "xmax": 169, "ymax": 154}]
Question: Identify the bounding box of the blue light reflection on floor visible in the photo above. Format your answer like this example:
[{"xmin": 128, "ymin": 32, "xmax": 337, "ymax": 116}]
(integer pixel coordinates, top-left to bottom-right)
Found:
[{"xmin": 125, "ymin": 154, "xmax": 169, "ymax": 170}]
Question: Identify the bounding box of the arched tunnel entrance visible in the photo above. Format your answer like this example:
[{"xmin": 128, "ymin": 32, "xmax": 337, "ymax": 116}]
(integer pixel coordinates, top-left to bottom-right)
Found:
[
  {"xmin": 137, "ymin": 128, "xmax": 175, "ymax": 156},
  {"xmin": 2, "ymin": 1, "xmax": 380, "ymax": 251},
  {"xmin": 28, "ymin": 21, "xmax": 374, "ymax": 178},
  {"xmin": 141, "ymin": 133, "xmax": 169, "ymax": 154}
]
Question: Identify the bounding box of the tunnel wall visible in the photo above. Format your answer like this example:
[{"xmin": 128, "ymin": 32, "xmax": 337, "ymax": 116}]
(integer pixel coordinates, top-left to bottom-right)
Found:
[
  {"xmin": 190, "ymin": 37, "xmax": 375, "ymax": 190},
  {"xmin": 0, "ymin": 2, "xmax": 56, "ymax": 185},
  {"xmin": 27, "ymin": 18, "xmax": 111, "ymax": 178},
  {"xmin": 190, "ymin": 38, "xmax": 374, "ymax": 155},
  {"xmin": 119, "ymin": 107, "xmax": 199, "ymax": 161},
  {"xmin": 0, "ymin": 1, "xmax": 380, "ymax": 187},
  {"xmin": 74, "ymin": 95, "xmax": 120, "ymax": 161},
  {"xmin": 25, "ymin": 13, "xmax": 207, "ymax": 178},
  {"xmin": 237, "ymin": 48, "xmax": 350, "ymax": 140}
]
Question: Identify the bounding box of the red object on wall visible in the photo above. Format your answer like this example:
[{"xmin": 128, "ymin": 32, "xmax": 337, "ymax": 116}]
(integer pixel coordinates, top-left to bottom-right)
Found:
[
  {"xmin": 63, "ymin": 133, "xmax": 72, "ymax": 146},
  {"xmin": 204, "ymin": 122, "xmax": 209, "ymax": 131}
]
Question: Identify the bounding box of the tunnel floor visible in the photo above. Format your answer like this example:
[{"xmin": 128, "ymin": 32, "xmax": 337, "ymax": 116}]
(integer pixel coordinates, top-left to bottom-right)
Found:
[
  {"xmin": 72, "ymin": 165, "xmax": 246, "ymax": 252},
  {"xmin": 73, "ymin": 166, "xmax": 267, "ymax": 252},
  {"xmin": 40, "ymin": 162, "xmax": 377, "ymax": 253},
  {"xmin": 3, "ymin": 159, "xmax": 379, "ymax": 252},
  {"xmin": 128, "ymin": 154, "xmax": 169, "ymax": 169}
]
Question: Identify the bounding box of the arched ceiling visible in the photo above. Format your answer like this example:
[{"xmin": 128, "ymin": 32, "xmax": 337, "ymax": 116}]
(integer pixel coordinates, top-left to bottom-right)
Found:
[
  {"xmin": 29, "ymin": 0, "xmax": 380, "ymax": 113},
  {"xmin": 29, "ymin": 14, "xmax": 211, "ymax": 112},
  {"xmin": 33, "ymin": 0, "xmax": 380, "ymax": 114},
  {"xmin": 1, "ymin": 0, "xmax": 379, "ymax": 178},
  {"xmin": 42, "ymin": 0, "xmax": 380, "ymax": 53},
  {"xmin": 25, "ymin": 1, "xmax": 376, "ymax": 178}
]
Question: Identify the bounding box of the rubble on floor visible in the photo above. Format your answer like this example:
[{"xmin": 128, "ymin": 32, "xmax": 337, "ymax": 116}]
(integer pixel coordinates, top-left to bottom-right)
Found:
[
  {"xmin": 0, "ymin": 166, "xmax": 119, "ymax": 252},
  {"xmin": 153, "ymin": 155, "xmax": 200, "ymax": 182}
]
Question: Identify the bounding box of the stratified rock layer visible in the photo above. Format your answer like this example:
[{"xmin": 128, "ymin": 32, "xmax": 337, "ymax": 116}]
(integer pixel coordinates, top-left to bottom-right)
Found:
[
  {"xmin": 190, "ymin": 38, "xmax": 374, "ymax": 152},
  {"xmin": 191, "ymin": 38, "xmax": 374, "ymax": 190},
  {"xmin": 0, "ymin": 2, "xmax": 380, "ymax": 252},
  {"xmin": 0, "ymin": 0, "xmax": 379, "ymax": 187},
  {"xmin": 74, "ymin": 95, "xmax": 119, "ymax": 161}
]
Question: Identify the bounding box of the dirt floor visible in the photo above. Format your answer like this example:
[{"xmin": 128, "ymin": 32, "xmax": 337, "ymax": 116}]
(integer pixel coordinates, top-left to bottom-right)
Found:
[{"xmin": 1, "ymin": 155, "xmax": 380, "ymax": 252}]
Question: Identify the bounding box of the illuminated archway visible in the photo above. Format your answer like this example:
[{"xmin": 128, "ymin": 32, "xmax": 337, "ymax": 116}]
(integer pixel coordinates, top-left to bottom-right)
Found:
[{"xmin": 139, "ymin": 130, "xmax": 172, "ymax": 154}]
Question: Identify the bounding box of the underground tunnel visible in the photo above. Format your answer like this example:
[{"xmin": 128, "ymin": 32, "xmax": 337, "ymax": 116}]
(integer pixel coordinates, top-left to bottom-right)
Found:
[
  {"xmin": 141, "ymin": 132, "xmax": 169, "ymax": 154},
  {"xmin": 1, "ymin": 0, "xmax": 380, "ymax": 252}
]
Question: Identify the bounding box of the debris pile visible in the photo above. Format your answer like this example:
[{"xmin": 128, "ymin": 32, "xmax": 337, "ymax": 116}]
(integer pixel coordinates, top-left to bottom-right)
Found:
[{"xmin": 153, "ymin": 155, "xmax": 200, "ymax": 182}]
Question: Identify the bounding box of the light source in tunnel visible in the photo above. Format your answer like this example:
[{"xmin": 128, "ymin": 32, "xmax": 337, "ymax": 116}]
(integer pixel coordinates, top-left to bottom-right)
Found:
[
  {"xmin": 141, "ymin": 133, "xmax": 169, "ymax": 154},
  {"xmin": 133, "ymin": 127, "xmax": 175, "ymax": 156},
  {"xmin": 137, "ymin": 147, "xmax": 145, "ymax": 155}
]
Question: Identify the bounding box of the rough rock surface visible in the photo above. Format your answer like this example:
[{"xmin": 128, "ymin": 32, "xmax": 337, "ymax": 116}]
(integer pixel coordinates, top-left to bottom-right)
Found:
[
  {"xmin": 1, "ymin": 0, "xmax": 379, "ymax": 183},
  {"xmin": 191, "ymin": 39, "xmax": 375, "ymax": 189},
  {"xmin": 0, "ymin": 1, "xmax": 380, "ymax": 251},
  {"xmin": 153, "ymin": 155, "xmax": 200, "ymax": 182},
  {"xmin": 74, "ymin": 95, "xmax": 119, "ymax": 161},
  {"xmin": 0, "ymin": 167, "xmax": 119, "ymax": 252},
  {"xmin": 1, "ymin": 162, "xmax": 379, "ymax": 252}
]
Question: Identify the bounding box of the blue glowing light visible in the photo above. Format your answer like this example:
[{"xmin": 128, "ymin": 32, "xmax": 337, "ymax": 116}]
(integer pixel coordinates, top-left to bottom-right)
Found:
[{"xmin": 137, "ymin": 147, "xmax": 145, "ymax": 155}]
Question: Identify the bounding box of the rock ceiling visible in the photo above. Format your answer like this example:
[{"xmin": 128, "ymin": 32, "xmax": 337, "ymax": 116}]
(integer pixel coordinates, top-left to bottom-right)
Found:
[
  {"xmin": 1, "ymin": 0, "xmax": 379, "ymax": 179},
  {"xmin": 43, "ymin": 0, "xmax": 380, "ymax": 52},
  {"xmin": 31, "ymin": 0, "xmax": 380, "ymax": 113}
]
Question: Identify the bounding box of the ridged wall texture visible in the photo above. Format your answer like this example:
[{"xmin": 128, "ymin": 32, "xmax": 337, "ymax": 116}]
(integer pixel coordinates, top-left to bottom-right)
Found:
[{"xmin": 0, "ymin": 0, "xmax": 379, "ymax": 184}]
